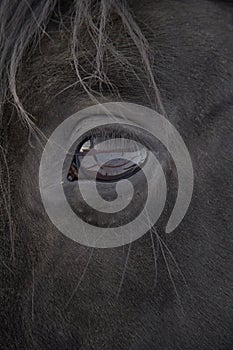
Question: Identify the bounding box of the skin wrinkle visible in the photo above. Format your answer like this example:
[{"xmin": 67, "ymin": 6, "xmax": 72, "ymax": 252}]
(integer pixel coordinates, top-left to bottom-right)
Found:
[{"xmin": 0, "ymin": 0, "xmax": 233, "ymax": 349}]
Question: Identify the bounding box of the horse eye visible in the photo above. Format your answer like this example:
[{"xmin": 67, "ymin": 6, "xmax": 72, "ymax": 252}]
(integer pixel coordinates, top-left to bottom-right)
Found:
[{"xmin": 67, "ymin": 134, "xmax": 148, "ymax": 182}]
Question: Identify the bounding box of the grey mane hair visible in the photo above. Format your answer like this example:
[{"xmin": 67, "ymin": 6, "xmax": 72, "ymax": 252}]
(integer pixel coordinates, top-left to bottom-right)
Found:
[{"xmin": 0, "ymin": 0, "xmax": 164, "ymax": 131}]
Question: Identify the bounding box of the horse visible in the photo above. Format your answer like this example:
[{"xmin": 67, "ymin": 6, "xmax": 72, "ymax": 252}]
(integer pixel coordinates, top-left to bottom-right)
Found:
[{"xmin": 0, "ymin": 0, "xmax": 232, "ymax": 349}]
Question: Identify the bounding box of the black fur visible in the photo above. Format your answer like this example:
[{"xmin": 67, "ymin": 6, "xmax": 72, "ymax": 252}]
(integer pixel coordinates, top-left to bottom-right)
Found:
[{"xmin": 0, "ymin": 1, "xmax": 233, "ymax": 349}]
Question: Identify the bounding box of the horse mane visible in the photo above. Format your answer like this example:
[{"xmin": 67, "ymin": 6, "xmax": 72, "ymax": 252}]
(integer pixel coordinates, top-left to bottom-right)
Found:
[{"xmin": 0, "ymin": 0, "xmax": 164, "ymax": 131}]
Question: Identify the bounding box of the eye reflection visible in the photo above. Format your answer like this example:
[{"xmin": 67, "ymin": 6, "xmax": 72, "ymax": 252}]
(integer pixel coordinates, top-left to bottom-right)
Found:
[{"xmin": 67, "ymin": 134, "xmax": 148, "ymax": 183}]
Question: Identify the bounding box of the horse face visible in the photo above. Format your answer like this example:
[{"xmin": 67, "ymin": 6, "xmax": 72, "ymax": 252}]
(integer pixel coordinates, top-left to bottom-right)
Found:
[{"xmin": 2, "ymin": 1, "xmax": 233, "ymax": 349}]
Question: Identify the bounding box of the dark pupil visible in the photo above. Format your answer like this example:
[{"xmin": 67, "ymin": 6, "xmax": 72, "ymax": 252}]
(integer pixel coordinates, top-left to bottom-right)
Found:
[{"xmin": 67, "ymin": 136, "xmax": 147, "ymax": 183}]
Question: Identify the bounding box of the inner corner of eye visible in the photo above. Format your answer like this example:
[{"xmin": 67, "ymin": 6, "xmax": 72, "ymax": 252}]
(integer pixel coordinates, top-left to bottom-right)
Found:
[{"xmin": 66, "ymin": 128, "xmax": 148, "ymax": 183}]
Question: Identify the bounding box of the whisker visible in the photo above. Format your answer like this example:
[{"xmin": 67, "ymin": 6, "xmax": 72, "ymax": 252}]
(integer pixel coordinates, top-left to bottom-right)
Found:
[
  {"xmin": 65, "ymin": 248, "xmax": 94, "ymax": 309},
  {"xmin": 153, "ymin": 229, "xmax": 185, "ymax": 314},
  {"xmin": 150, "ymin": 230, "xmax": 158, "ymax": 288},
  {"xmin": 153, "ymin": 228, "xmax": 193, "ymax": 300},
  {"xmin": 116, "ymin": 242, "xmax": 131, "ymax": 299},
  {"xmin": 143, "ymin": 205, "xmax": 158, "ymax": 288}
]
